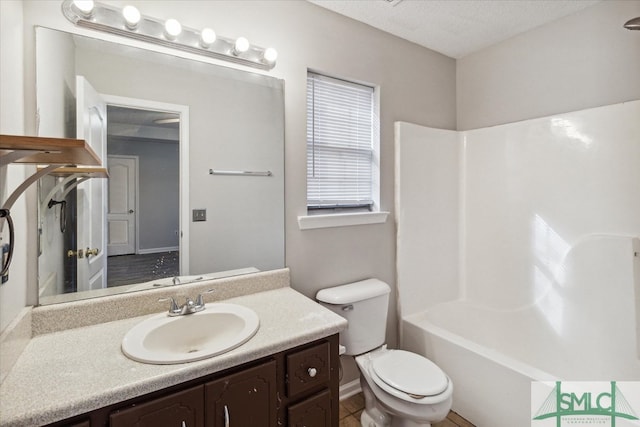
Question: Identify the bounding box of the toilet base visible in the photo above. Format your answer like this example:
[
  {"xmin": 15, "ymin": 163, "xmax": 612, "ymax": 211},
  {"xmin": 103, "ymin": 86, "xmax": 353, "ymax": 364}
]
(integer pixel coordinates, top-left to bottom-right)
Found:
[{"xmin": 360, "ymin": 376, "xmax": 433, "ymax": 427}]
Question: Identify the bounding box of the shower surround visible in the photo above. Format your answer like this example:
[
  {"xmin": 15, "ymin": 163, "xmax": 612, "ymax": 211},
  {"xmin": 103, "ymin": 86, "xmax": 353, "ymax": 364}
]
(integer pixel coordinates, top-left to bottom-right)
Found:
[{"xmin": 395, "ymin": 101, "xmax": 640, "ymax": 427}]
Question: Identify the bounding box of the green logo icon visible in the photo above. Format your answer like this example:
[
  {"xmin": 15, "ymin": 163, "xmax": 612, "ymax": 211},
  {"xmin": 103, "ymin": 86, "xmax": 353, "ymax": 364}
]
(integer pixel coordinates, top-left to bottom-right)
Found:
[{"xmin": 533, "ymin": 381, "xmax": 639, "ymax": 427}]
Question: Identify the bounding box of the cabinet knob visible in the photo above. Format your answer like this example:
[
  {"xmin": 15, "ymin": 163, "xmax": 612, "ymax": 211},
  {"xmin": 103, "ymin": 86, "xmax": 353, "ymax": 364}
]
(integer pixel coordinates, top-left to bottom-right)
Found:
[{"xmin": 307, "ymin": 367, "xmax": 318, "ymax": 378}]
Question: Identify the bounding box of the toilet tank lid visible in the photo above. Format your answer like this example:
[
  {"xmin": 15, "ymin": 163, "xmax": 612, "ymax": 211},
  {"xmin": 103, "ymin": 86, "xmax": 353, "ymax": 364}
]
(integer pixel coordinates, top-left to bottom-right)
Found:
[{"xmin": 316, "ymin": 279, "xmax": 390, "ymax": 304}]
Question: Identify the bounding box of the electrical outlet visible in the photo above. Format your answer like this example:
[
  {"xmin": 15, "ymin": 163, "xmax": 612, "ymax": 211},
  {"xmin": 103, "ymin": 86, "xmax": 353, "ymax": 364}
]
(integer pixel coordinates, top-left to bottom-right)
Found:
[{"xmin": 192, "ymin": 209, "xmax": 207, "ymax": 222}]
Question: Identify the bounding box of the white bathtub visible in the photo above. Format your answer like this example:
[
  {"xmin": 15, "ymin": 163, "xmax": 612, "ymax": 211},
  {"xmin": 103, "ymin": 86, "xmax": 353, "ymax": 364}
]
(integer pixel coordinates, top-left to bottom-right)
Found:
[{"xmin": 401, "ymin": 236, "xmax": 640, "ymax": 427}]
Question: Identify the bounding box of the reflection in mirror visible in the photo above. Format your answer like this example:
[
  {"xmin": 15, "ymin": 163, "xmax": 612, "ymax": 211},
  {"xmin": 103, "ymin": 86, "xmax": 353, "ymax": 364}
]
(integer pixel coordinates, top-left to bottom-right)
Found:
[
  {"xmin": 36, "ymin": 27, "xmax": 285, "ymax": 305},
  {"xmin": 105, "ymin": 105, "xmax": 179, "ymax": 286}
]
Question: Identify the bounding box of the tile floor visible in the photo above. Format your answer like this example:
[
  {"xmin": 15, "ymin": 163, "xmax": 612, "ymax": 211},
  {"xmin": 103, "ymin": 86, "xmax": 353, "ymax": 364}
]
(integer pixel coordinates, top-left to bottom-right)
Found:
[{"xmin": 339, "ymin": 392, "xmax": 476, "ymax": 427}]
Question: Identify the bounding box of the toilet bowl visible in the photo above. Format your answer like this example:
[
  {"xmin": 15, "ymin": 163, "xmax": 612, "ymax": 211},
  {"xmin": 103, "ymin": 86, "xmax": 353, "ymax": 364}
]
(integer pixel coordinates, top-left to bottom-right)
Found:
[
  {"xmin": 316, "ymin": 279, "xmax": 453, "ymax": 427},
  {"xmin": 356, "ymin": 346, "xmax": 453, "ymax": 427}
]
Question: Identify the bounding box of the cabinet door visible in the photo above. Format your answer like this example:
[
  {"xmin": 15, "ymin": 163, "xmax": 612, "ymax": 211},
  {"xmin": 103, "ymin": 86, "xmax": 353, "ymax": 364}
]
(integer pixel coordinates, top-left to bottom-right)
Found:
[
  {"xmin": 287, "ymin": 390, "xmax": 332, "ymax": 427},
  {"xmin": 205, "ymin": 360, "xmax": 277, "ymax": 427},
  {"xmin": 110, "ymin": 385, "xmax": 204, "ymax": 427}
]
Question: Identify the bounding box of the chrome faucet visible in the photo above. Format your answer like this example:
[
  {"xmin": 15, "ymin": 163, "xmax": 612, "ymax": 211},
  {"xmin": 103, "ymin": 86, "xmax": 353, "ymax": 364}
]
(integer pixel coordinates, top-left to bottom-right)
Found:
[{"xmin": 160, "ymin": 289, "xmax": 214, "ymax": 316}]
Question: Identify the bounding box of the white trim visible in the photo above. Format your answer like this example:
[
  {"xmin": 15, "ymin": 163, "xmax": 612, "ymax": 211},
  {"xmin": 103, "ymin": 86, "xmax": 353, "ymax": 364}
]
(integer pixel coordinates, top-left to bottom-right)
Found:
[
  {"xmin": 298, "ymin": 211, "xmax": 389, "ymax": 230},
  {"xmin": 339, "ymin": 378, "xmax": 362, "ymax": 401},
  {"xmin": 137, "ymin": 246, "xmax": 180, "ymax": 255},
  {"xmin": 101, "ymin": 94, "xmax": 190, "ymax": 275}
]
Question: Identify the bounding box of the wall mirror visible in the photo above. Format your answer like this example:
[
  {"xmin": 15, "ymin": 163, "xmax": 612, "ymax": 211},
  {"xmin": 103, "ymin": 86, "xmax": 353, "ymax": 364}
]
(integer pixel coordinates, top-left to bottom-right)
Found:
[{"xmin": 35, "ymin": 27, "xmax": 285, "ymax": 305}]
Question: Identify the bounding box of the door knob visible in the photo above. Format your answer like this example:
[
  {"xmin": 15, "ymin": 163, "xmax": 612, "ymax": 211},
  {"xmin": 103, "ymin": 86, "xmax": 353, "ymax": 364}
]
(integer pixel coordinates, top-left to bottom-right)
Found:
[
  {"xmin": 85, "ymin": 248, "xmax": 99, "ymax": 257},
  {"xmin": 67, "ymin": 249, "xmax": 84, "ymax": 259},
  {"xmin": 128, "ymin": 209, "xmax": 134, "ymax": 214}
]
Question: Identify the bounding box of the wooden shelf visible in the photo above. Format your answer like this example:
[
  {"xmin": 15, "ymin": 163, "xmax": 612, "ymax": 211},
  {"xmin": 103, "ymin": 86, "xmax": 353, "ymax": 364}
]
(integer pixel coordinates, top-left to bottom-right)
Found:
[
  {"xmin": 0, "ymin": 134, "xmax": 101, "ymax": 166},
  {"xmin": 38, "ymin": 167, "xmax": 109, "ymax": 178}
]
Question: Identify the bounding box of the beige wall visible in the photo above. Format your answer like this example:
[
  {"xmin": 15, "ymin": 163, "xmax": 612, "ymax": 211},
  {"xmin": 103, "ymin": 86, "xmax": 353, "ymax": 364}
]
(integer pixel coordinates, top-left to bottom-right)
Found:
[
  {"xmin": 8, "ymin": 0, "xmax": 633, "ymax": 386},
  {"xmin": 5, "ymin": 1, "xmax": 457, "ymax": 384},
  {"xmin": 457, "ymin": 0, "xmax": 640, "ymax": 130}
]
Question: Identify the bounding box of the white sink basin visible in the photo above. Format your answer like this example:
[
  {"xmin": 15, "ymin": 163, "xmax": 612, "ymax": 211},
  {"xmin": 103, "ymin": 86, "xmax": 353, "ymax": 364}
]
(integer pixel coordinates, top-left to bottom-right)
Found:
[{"xmin": 121, "ymin": 303, "xmax": 260, "ymax": 364}]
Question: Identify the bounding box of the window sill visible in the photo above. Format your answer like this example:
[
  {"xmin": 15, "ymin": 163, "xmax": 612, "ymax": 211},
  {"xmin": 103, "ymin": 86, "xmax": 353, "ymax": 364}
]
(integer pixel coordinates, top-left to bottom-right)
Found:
[{"xmin": 297, "ymin": 211, "xmax": 389, "ymax": 230}]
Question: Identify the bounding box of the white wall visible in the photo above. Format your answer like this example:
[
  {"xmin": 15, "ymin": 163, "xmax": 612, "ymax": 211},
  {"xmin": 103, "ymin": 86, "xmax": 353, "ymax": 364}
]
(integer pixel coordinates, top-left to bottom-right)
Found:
[
  {"xmin": 0, "ymin": 1, "xmax": 30, "ymax": 332},
  {"xmin": 457, "ymin": 0, "xmax": 640, "ymax": 130}
]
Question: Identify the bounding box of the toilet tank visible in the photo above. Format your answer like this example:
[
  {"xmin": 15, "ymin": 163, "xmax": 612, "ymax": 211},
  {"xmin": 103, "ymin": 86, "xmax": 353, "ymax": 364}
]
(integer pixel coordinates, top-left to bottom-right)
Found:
[{"xmin": 316, "ymin": 279, "xmax": 391, "ymax": 356}]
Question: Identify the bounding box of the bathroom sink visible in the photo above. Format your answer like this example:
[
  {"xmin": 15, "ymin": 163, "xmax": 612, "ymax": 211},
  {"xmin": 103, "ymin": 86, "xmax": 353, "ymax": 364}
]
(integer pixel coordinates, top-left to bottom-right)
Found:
[{"xmin": 121, "ymin": 303, "xmax": 260, "ymax": 364}]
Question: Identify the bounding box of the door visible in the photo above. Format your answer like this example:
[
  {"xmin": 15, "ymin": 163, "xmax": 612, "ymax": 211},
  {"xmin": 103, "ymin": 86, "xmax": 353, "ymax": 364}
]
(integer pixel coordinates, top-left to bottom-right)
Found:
[
  {"xmin": 288, "ymin": 390, "xmax": 332, "ymax": 427},
  {"xmin": 107, "ymin": 155, "xmax": 137, "ymax": 256},
  {"xmin": 205, "ymin": 360, "xmax": 277, "ymax": 427},
  {"xmin": 76, "ymin": 76, "xmax": 107, "ymax": 291}
]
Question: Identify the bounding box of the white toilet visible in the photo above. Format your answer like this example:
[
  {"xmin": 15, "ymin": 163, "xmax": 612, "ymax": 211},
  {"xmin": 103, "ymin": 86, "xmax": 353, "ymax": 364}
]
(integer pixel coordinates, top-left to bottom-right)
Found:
[{"xmin": 316, "ymin": 279, "xmax": 453, "ymax": 427}]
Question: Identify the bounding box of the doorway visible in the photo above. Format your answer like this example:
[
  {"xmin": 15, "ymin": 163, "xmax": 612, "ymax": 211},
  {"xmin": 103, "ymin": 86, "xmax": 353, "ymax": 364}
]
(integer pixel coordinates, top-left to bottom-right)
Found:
[{"xmin": 102, "ymin": 97, "xmax": 190, "ymax": 287}]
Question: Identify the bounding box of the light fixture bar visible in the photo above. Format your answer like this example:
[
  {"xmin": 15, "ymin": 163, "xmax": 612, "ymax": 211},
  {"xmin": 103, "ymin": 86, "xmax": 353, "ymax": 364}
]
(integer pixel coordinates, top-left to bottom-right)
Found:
[{"xmin": 61, "ymin": 0, "xmax": 277, "ymax": 70}]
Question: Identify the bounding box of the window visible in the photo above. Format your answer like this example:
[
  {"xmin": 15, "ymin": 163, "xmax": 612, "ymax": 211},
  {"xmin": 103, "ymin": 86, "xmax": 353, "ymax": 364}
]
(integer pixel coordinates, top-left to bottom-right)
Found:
[{"xmin": 306, "ymin": 72, "xmax": 377, "ymax": 212}]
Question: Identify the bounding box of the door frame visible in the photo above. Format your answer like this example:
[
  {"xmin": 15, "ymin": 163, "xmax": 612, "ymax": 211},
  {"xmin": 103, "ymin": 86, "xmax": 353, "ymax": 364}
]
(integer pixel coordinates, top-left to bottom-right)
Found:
[{"xmin": 102, "ymin": 94, "xmax": 190, "ymax": 275}]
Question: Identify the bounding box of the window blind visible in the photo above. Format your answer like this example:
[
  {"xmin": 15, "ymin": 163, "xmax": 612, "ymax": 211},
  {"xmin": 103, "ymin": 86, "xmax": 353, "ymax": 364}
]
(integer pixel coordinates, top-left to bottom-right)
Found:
[{"xmin": 306, "ymin": 72, "xmax": 374, "ymax": 209}]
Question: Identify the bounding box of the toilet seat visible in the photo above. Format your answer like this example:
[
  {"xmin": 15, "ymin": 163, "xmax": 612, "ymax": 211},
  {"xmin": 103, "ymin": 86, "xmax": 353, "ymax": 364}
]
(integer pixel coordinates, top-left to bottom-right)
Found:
[{"xmin": 370, "ymin": 350, "xmax": 449, "ymax": 402}]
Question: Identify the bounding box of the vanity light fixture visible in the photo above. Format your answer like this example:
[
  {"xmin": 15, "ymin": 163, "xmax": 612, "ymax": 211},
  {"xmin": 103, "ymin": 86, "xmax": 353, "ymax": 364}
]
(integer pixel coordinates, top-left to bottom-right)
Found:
[
  {"xmin": 263, "ymin": 47, "xmax": 278, "ymax": 64},
  {"xmin": 62, "ymin": 0, "xmax": 278, "ymax": 71},
  {"xmin": 233, "ymin": 37, "xmax": 250, "ymax": 56},
  {"xmin": 122, "ymin": 5, "xmax": 140, "ymax": 30},
  {"xmin": 200, "ymin": 28, "xmax": 217, "ymax": 48},
  {"xmin": 164, "ymin": 18, "xmax": 182, "ymax": 39},
  {"xmin": 72, "ymin": 0, "xmax": 94, "ymax": 17}
]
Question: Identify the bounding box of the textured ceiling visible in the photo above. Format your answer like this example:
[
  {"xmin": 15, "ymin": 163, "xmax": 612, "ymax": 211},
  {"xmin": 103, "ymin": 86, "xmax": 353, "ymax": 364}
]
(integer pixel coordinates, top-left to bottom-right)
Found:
[{"xmin": 308, "ymin": 0, "xmax": 601, "ymax": 58}]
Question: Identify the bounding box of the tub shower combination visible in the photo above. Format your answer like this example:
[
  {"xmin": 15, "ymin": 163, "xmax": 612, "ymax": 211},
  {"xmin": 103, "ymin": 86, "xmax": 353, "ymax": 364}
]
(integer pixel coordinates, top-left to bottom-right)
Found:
[{"xmin": 395, "ymin": 101, "xmax": 640, "ymax": 427}]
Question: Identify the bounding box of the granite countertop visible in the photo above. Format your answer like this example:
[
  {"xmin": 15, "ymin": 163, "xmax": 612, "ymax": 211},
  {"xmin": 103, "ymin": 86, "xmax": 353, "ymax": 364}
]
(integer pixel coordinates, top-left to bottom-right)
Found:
[{"xmin": 0, "ymin": 287, "xmax": 347, "ymax": 427}]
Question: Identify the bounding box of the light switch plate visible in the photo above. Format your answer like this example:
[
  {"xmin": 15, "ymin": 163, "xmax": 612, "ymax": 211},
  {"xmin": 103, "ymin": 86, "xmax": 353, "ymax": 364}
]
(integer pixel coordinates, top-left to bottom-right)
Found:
[{"xmin": 192, "ymin": 209, "xmax": 206, "ymax": 222}]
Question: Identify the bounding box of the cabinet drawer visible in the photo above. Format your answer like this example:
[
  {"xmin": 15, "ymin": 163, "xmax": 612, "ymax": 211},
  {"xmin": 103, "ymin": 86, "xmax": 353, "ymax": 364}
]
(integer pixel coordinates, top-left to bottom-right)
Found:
[
  {"xmin": 286, "ymin": 341, "xmax": 330, "ymax": 397},
  {"xmin": 288, "ymin": 390, "xmax": 332, "ymax": 427}
]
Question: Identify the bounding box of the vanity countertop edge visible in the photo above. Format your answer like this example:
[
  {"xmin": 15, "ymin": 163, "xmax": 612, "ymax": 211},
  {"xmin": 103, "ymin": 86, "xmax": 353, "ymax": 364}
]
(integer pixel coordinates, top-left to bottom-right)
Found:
[{"xmin": 0, "ymin": 287, "xmax": 347, "ymax": 427}]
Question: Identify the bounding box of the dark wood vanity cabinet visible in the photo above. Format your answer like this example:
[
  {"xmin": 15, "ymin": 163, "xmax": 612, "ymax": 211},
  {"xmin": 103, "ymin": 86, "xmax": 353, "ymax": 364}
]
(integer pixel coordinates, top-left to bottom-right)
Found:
[
  {"xmin": 45, "ymin": 334, "xmax": 339, "ymax": 427},
  {"xmin": 205, "ymin": 360, "xmax": 277, "ymax": 427},
  {"xmin": 288, "ymin": 390, "xmax": 333, "ymax": 427},
  {"xmin": 110, "ymin": 386, "xmax": 204, "ymax": 427}
]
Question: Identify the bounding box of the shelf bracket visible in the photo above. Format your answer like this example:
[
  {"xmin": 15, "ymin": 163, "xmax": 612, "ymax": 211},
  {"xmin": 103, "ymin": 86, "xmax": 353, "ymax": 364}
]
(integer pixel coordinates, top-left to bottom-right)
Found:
[
  {"xmin": 40, "ymin": 173, "xmax": 92, "ymax": 215},
  {"xmin": 1, "ymin": 165, "xmax": 63, "ymax": 235}
]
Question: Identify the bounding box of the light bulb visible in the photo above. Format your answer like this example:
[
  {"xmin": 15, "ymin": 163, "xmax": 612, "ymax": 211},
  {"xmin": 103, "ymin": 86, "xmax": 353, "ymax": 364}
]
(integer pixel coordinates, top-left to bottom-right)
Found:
[
  {"xmin": 200, "ymin": 28, "xmax": 217, "ymax": 47},
  {"xmin": 164, "ymin": 18, "xmax": 182, "ymax": 39},
  {"xmin": 233, "ymin": 37, "xmax": 249, "ymax": 55},
  {"xmin": 73, "ymin": 0, "xmax": 94, "ymax": 16},
  {"xmin": 122, "ymin": 5, "xmax": 141, "ymax": 29},
  {"xmin": 263, "ymin": 47, "xmax": 278, "ymax": 63}
]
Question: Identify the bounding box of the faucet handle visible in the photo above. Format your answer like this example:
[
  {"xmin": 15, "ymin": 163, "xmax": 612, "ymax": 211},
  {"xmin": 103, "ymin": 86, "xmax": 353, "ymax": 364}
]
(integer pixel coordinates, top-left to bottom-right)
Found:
[
  {"xmin": 159, "ymin": 296, "xmax": 180, "ymax": 314},
  {"xmin": 195, "ymin": 289, "xmax": 215, "ymax": 308}
]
